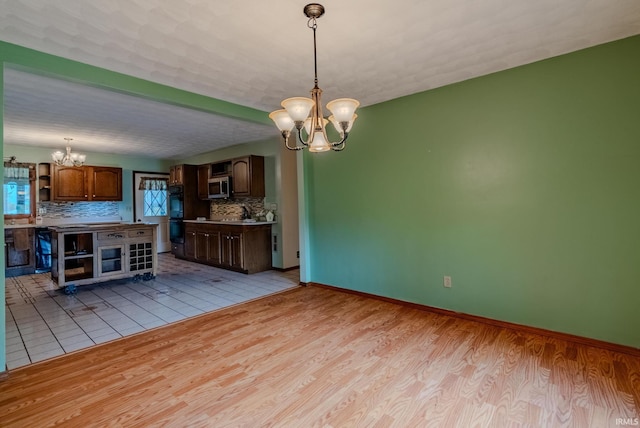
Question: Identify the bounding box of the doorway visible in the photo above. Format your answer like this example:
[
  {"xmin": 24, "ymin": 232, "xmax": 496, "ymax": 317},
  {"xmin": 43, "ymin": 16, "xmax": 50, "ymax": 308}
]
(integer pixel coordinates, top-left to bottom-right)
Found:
[{"xmin": 133, "ymin": 172, "xmax": 170, "ymax": 253}]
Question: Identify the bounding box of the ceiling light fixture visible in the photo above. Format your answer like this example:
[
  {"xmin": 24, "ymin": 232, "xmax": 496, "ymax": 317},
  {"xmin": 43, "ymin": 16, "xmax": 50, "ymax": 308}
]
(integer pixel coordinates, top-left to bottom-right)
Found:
[
  {"xmin": 51, "ymin": 138, "xmax": 86, "ymax": 167},
  {"xmin": 269, "ymin": 3, "xmax": 359, "ymax": 152}
]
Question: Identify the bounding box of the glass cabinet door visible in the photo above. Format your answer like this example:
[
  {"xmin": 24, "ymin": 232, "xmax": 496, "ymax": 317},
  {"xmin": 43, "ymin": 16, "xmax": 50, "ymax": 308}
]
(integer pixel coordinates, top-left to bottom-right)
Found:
[{"xmin": 98, "ymin": 245, "xmax": 125, "ymax": 276}]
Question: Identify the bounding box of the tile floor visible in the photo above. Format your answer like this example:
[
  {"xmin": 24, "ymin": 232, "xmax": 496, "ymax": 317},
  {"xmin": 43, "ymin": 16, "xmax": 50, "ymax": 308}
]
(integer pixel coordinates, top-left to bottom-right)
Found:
[{"xmin": 5, "ymin": 253, "xmax": 300, "ymax": 370}]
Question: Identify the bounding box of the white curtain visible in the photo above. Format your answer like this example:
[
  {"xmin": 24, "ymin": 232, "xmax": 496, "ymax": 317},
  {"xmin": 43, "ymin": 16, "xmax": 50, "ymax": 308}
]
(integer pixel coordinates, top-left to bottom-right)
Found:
[
  {"xmin": 138, "ymin": 177, "xmax": 169, "ymax": 191},
  {"xmin": 3, "ymin": 162, "xmax": 34, "ymax": 182}
]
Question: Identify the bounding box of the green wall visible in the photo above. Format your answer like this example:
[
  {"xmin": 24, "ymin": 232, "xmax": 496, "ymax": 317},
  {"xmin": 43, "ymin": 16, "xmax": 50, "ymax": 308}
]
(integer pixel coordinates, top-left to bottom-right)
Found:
[{"xmin": 307, "ymin": 35, "xmax": 640, "ymax": 348}]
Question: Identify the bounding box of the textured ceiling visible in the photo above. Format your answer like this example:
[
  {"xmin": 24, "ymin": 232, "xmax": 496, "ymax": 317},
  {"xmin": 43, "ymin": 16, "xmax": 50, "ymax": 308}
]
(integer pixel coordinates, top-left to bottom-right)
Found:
[
  {"xmin": 3, "ymin": 68, "xmax": 274, "ymax": 160},
  {"xmin": 2, "ymin": 0, "xmax": 639, "ymax": 159}
]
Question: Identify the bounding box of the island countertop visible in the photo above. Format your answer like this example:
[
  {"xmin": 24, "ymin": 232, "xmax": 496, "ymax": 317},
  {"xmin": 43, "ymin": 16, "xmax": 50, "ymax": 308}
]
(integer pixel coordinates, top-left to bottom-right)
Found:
[{"xmin": 48, "ymin": 222, "xmax": 158, "ymax": 233}]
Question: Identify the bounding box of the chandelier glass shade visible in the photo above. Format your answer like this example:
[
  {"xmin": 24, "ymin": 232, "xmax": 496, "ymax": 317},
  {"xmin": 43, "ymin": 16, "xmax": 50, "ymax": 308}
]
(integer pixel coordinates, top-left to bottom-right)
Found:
[
  {"xmin": 51, "ymin": 138, "xmax": 86, "ymax": 167},
  {"xmin": 269, "ymin": 3, "xmax": 359, "ymax": 152}
]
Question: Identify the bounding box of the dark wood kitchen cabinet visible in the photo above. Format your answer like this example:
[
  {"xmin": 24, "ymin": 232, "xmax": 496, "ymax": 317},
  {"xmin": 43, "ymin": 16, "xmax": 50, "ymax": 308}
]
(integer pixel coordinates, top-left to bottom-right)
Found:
[
  {"xmin": 91, "ymin": 167, "xmax": 122, "ymax": 201},
  {"xmin": 185, "ymin": 226, "xmax": 221, "ymax": 264},
  {"xmin": 184, "ymin": 222, "xmax": 271, "ymax": 274},
  {"xmin": 196, "ymin": 228, "xmax": 222, "ymax": 264},
  {"xmin": 197, "ymin": 164, "xmax": 210, "ymax": 200},
  {"xmin": 169, "ymin": 164, "xmax": 184, "ymax": 185},
  {"xmin": 221, "ymin": 231, "xmax": 243, "ymax": 270},
  {"xmin": 184, "ymin": 229, "xmax": 196, "ymax": 259},
  {"xmin": 51, "ymin": 164, "xmax": 122, "ymax": 201},
  {"xmin": 52, "ymin": 165, "xmax": 87, "ymax": 201},
  {"xmin": 4, "ymin": 227, "xmax": 36, "ymax": 277},
  {"xmin": 195, "ymin": 155, "xmax": 264, "ymax": 199},
  {"xmin": 171, "ymin": 243, "xmax": 184, "ymax": 258},
  {"xmin": 231, "ymin": 156, "xmax": 264, "ymax": 197},
  {"xmin": 170, "ymin": 164, "xmax": 210, "ymax": 257},
  {"xmin": 205, "ymin": 230, "xmax": 222, "ymax": 265}
]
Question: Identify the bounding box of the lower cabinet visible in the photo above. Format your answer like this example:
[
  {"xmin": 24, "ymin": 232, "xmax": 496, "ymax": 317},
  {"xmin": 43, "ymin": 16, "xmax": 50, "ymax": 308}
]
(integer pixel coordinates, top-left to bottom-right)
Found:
[
  {"xmin": 4, "ymin": 227, "xmax": 36, "ymax": 277},
  {"xmin": 198, "ymin": 230, "xmax": 222, "ymax": 265},
  {"xmin": 96, "ymin": 231, "xmax": 128, "ymax": 278},
  {"xmin": 184, "ymin": 223, "xmax": 271, "ymax": 274},
  {"xmin": 97, "ymin": 244, "xmax": 125, "ymax": 277},
  {"xmin": 221, "ymin": 232, "xmax": 243, "ymax": 270},
  {"xmin": 185, "ymin": 228, "xmax": 221, "ymax": 264},
  {"xmin": 171, "ymin": 243, "xmax": 184, "ymax": 258}
]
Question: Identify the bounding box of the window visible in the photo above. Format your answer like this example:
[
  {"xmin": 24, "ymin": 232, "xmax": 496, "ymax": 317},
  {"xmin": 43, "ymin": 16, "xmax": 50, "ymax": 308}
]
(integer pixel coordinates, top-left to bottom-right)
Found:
[
  {"xmin": 139, "ymin": 177, "xmax": 168, "ymax": 217},
  {"xmin": 3, "ymin": 162, "xmax": 36, "ymax": 218},
  {"xmin": 144, "ymin": 189, "xmax": 167, "ymax": 216}
]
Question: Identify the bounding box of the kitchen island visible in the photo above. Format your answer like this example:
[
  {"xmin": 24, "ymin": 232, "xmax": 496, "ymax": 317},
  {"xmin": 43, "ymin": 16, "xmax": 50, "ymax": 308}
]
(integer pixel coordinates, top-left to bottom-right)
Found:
[{"xmin": 49, "ymin": 222, "xmax": 158, "ymax": 293}]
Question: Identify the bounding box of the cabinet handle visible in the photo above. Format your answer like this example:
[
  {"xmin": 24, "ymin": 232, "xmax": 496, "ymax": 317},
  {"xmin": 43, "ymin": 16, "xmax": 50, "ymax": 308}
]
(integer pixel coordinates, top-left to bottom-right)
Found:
[
  {"xmin": 93, "ymin": 194, "xmax": 96, "ymax": 197},
  {"xmin": 84, "ymin": 194, "xmax": 88, "ymax": 198}
]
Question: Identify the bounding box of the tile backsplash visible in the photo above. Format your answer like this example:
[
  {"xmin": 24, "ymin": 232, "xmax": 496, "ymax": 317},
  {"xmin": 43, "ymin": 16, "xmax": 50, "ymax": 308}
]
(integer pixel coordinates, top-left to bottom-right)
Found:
[
  {"xmin": 38, "ymin": 201, "xmax": 119, "ymax": 220},
  {"xmin": 35, "ymin": 199, "xmax": 273, "ymax": 223},
  {"xmin": 209, "ymin": 197, "xmax": 270, "ymax": 220}
]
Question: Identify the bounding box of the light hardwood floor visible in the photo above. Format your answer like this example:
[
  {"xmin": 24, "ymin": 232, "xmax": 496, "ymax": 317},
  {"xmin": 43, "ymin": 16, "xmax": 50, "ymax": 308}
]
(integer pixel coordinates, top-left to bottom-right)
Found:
[{"xmin": 1, "ymin": 285, "xmax": 638, "ymax": 427}]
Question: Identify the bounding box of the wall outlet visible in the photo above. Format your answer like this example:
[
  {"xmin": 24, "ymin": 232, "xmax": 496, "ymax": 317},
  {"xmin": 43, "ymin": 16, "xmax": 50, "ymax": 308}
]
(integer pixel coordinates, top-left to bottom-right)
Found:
[{"xmin": 443, "ymin": 276, "xmax": 452, "ymax": 288}]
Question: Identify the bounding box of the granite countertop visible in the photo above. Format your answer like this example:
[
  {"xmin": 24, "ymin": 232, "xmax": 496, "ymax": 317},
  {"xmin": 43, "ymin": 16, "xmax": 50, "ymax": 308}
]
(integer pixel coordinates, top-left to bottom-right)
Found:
[
  {"xmin": 48, "ymin": 222, "xmax": 158, "ymax": 232},
  {"xmin": 5, "ymin": 216, "xmax": 127, "ymax": 229},
  {"xmin": 4, "ymin": 224, "xmax": 37, "ymax": 229},
  {"xmin": 183, "ymin": 219, "xmax": 276, "ymax": 226}
]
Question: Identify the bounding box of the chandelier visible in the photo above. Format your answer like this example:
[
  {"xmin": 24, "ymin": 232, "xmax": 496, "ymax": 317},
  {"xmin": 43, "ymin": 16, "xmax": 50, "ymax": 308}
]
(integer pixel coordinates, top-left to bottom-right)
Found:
[
  {"xmin": 51, "ymin": 138, "xmax": 86, "ymax": 167},
  {"xmin": 269, "ymin": 3, "xmax": 359, "ymax": 152}
]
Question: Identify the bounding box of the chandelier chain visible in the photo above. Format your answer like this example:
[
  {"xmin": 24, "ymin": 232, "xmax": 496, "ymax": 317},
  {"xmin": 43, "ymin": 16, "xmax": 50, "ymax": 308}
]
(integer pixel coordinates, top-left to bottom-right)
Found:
[{"xmin": 311, "ymin": 21, "xmax": 319, "ymax": 87}]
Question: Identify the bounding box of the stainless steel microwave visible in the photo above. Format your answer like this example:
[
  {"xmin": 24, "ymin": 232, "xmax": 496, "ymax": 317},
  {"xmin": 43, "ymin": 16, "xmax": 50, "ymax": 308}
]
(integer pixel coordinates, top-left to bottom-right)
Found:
[{"xmin": 208, "ymin": 176, "xmax": 231, "ymax": 199}]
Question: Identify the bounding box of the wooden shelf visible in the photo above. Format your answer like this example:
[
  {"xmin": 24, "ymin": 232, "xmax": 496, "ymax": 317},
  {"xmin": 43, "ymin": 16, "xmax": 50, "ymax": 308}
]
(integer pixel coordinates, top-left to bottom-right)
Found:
[{"xmin": 38, "ymin": 163, "xmax": 52, "ymax": 202}]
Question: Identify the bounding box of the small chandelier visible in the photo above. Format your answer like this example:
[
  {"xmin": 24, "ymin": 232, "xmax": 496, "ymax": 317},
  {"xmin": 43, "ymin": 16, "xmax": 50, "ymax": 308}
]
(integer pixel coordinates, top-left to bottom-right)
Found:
[
  {"xmin": 269, "ymin": 3, "xmax": 359, "ymax": 152},
  {"xmin": 52, "ymin": 138, "xmax": 86, "ymax": 167}
]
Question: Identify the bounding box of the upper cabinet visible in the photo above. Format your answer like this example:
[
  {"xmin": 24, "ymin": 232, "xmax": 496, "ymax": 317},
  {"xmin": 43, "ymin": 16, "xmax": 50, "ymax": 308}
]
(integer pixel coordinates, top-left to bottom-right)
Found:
[
  {"xmin": 231, "ymin": 156, "xmax": 265, "ymax": 198},
  {"xmin": 52, "ymin": 165, "xmax": 87, "ymax": 201},
  {"xmin": 91, "ymin": 167, "xmax": 122, "ymax": 201},
  {"xmin": 197, "ymin": 164, "xmax": 210, "ymax": 200},
  {"xmin": 50, "ymin": 164, "xmax": 122, "ymax": 202},
  {"xmin": 197, "ymin": 155, "xmax": 265, "ymax": 199},
  {"xmin": 169, "ymin": 164, "xmax": 210, "ymax": 218},
  {"xmin": 169, "ymin": 164, "xmax": 184, "ymax": 185}
]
